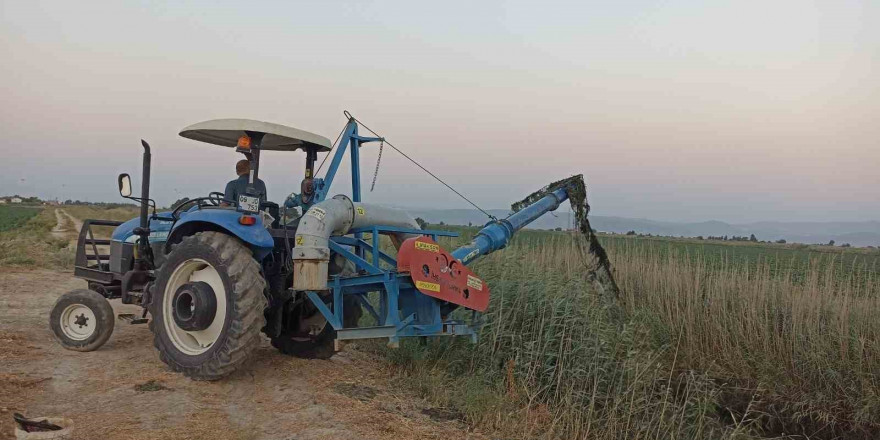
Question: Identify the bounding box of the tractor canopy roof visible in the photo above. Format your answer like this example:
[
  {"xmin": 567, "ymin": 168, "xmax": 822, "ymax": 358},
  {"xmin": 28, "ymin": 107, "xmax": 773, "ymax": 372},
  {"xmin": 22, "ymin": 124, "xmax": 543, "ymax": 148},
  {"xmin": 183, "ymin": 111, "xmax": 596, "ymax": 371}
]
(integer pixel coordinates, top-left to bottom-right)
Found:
[{"xmin": 179, "ymin": 119, "xmax": 332, "ymax": 152}]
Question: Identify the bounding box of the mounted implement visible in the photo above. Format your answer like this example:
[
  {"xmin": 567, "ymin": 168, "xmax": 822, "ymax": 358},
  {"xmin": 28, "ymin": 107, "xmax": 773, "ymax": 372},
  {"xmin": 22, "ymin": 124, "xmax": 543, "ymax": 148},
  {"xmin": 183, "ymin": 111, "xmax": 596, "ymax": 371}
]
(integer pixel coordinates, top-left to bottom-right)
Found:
[{"xmin": 49, "ymin": 113, "xmax": 615, "ymax": 380}]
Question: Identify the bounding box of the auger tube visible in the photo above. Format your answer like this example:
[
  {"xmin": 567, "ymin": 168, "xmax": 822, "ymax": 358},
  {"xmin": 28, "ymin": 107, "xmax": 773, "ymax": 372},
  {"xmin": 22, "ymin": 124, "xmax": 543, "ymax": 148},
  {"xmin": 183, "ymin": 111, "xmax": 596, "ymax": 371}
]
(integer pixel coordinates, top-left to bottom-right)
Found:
[
  {"xmin": 451, "ymin": 187, "xmax": 569, "ymax": 266},
  {"xmin": 292, "ymin": 194, "xmax": 420, "ymax": 290}
]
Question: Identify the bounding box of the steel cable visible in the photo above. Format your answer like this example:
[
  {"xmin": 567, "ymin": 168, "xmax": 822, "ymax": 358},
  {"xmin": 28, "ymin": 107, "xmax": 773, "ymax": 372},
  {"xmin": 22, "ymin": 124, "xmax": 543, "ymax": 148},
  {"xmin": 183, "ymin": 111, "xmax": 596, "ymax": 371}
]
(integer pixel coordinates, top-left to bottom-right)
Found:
[{"xmin": 343, "ymin": 111, "xmax": 497, "ymax": 221}]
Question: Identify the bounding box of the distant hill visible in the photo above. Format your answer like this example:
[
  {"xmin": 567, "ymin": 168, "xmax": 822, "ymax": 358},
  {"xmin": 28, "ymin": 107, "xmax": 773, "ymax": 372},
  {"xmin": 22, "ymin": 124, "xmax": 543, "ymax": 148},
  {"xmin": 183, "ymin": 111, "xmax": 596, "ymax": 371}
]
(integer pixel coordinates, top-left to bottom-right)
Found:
[{"xmin": 404, "ymin": 208, "xmax": 880, "ymax": 248}]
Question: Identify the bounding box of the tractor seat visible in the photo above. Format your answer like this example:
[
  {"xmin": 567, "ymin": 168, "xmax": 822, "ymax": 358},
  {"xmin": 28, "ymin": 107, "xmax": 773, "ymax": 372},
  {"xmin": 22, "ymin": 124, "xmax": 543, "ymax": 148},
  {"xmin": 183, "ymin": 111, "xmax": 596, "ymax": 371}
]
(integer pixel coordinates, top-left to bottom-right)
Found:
[{"xmin": 179, "ymin": 119, "xmax": 332, "ymax": 152}]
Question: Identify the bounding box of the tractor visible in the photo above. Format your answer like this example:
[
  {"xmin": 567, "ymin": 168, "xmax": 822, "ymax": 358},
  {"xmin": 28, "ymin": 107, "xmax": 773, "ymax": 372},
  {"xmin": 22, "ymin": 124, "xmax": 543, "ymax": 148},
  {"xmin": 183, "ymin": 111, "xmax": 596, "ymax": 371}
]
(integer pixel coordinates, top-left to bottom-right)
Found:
[{"xmin": 49, "ymin": 113, "xmax": 588, "ymax": 380}]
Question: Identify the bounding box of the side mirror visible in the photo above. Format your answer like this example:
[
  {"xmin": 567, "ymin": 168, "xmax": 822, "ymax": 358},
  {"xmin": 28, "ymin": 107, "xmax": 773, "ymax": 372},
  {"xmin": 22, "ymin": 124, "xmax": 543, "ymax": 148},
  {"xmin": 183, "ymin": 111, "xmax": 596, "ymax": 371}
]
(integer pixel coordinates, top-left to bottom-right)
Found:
[{"xmin": 118, "ymin": 173, "xmax": 132, "ymax": 197}]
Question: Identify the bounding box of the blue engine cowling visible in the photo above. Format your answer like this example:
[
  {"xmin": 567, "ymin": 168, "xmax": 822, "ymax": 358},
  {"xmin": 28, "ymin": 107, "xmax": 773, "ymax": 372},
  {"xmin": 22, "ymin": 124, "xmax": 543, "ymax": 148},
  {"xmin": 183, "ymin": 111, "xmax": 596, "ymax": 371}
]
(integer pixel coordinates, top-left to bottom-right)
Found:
[{"xmin": 109, "ymin": 212, "xmax": 175, "ymax": 272}]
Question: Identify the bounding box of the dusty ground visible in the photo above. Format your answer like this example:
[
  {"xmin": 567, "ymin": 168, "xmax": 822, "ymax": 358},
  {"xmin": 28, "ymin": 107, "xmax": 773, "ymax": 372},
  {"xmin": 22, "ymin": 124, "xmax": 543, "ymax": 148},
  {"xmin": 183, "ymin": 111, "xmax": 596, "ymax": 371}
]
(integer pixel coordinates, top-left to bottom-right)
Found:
[{"xmin": 0, "ymin": 268, "xmax": 486, "ymax": 440}]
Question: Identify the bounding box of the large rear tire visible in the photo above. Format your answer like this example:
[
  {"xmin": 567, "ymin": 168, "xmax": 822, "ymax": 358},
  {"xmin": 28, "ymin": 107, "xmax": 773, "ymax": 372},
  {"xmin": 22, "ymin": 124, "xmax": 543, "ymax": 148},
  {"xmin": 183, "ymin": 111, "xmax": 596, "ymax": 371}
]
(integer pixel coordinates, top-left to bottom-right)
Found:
[
  {"xmin": 270, "ymin": 295, "xmax": 362, "ymax": 359},
  {"xmin": 149, "ymin": 232, "xmax": 267, "ymax": 380},
  {"xmin": 49, "ymin": 289, "xmax": 115, "ymax": 352}
]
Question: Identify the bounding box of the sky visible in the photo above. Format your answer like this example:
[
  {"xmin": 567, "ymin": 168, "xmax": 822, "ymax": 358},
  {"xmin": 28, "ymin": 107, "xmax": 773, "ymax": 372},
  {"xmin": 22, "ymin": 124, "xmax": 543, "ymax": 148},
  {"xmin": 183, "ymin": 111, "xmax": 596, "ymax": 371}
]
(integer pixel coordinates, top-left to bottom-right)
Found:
[{"xmin": 0, "ymin": 0, "xmax": 877, "ymax": 223}]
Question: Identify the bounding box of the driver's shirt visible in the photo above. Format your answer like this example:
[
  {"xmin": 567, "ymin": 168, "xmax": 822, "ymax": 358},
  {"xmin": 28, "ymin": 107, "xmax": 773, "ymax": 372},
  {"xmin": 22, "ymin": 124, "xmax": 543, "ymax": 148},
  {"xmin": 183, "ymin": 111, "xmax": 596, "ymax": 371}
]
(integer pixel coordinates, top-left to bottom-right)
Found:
[{"xmin": 224, "ymin": 175, "xmax": 267, "ymax": 204}]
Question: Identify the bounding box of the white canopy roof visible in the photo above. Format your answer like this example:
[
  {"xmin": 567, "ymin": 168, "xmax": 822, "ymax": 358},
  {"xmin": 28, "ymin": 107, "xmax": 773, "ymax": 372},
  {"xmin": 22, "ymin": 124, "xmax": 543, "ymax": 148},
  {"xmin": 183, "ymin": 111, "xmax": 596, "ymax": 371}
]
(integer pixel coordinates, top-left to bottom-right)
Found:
[{"xmin": 179, "ymin": 119, "xmax": 332, "ymax": 152}]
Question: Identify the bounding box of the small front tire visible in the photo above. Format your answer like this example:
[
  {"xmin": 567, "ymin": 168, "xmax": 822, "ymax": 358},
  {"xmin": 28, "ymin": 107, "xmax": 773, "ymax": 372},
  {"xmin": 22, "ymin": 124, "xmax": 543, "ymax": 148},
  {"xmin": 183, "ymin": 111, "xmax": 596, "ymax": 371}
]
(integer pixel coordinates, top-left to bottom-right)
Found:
[{"xmin": 49, "ymin": 289, "xmax": 115, "ymax": 352}]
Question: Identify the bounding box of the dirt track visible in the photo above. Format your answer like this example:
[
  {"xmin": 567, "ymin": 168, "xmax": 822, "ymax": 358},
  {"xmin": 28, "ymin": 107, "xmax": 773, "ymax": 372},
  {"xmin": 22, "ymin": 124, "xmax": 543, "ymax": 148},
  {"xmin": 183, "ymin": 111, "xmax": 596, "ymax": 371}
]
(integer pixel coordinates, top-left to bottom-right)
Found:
[
  {"xmin": 0, "ymin": 268, "xmax": 484, "ymax": 440},
  {"xmin": 50, "ymin": 209, "xmax": 83, "ymax": 244}
]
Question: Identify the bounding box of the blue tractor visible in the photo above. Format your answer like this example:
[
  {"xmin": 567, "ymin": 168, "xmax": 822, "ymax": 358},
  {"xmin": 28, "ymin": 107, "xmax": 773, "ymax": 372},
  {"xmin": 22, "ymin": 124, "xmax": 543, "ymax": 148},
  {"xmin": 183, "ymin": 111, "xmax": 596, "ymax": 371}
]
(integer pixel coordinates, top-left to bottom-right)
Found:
[{"xmin": 49, "ymin": 114, "xmax": 589, "ymax": 380}]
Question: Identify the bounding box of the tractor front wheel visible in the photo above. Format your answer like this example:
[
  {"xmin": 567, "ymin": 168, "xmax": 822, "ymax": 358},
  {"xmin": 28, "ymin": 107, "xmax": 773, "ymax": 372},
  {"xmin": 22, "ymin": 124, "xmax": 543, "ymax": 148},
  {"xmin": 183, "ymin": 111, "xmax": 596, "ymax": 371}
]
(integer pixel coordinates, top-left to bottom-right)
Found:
[
  {"xmin": 49, "ymin": 289, "xmax": 115, "ymax": 352},
  {"xmin": 149, "ymin": 232, "xmax": 267, "ymax": 380}
]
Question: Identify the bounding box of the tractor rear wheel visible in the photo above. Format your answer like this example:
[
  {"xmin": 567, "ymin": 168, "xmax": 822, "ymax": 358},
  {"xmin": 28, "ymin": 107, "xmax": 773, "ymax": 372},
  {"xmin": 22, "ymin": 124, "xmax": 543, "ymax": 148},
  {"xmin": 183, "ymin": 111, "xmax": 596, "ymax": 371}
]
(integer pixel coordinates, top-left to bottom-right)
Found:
[
  {"xmin": 270, "ymin": 295, "xmax": 362, "ymax": 359},
  {"xmin": 149, "ymin": 232, "xmax": 267, "ymax": 380},
  {"xmin": 49, "ymin": 289, "xmax": 115, "ymax": 352}
]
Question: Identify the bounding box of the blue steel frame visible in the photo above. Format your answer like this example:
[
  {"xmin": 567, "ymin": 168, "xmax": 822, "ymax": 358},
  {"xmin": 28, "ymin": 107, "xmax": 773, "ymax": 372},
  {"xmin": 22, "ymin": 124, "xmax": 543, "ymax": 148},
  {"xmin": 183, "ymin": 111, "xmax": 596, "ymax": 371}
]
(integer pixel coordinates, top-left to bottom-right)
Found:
[
  {"xmin": 302, "ymin": 117, "xmax": 479, "ymax": 345},
  {"xmin": 300, "ymin": 116, "xmax": 570, "ymax": 345},
  {"xmin": 308, "ymin": 118, "xmax": 379, "ymax": 206},
  {"xmin": 304, "ymin": 226, "xmax": 478, "ymax": 345}
]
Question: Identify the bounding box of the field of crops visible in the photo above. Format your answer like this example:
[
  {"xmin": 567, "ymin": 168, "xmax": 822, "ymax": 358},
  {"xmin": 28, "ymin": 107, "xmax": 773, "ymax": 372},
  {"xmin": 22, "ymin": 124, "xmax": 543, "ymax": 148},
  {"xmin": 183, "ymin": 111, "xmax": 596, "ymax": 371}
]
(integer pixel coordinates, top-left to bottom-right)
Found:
[
  {"xmin": 0, "ymin": 207, "xmax": 69, "ymax": 266},
  {"xmin": 0, "ymin": 205, "xmax": 41, "ymax": 232},
  {"xmin": 381, "ymin": 226, "xmax": 880, "ymax": 439},
  {"xmin": 600, "ymin": 233, "xmax": 880, "ymax": 286},
  {"xmin": 2, "ymin": 204, "xmax": 878, "ymax": 438},
  {"xmin": 0, "ymin": 205, "xmax": 139, "ymax": 267}
]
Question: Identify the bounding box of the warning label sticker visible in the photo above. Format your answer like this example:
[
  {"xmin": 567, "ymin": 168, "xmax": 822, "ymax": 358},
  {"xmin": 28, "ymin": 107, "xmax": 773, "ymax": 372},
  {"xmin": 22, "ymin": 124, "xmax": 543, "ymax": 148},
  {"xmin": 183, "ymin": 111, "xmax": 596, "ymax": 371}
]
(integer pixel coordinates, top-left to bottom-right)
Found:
[
  {"xmin": 307, "ymin": 207, "xmax": 326, "ymax": 220},
  {"xmin": 415, "ymin": 241, "xmax": 439, "ymax": 253},
  {"xmin": 466, "ymin": 275, "xmax": 483, "ymax": 291},
  {"xmin": 356, "ymin": 207, "xmax": 366, "ymax": 216},
  {"xmin": 416, "ymin": 280, "xmax": 441, "ymax": 292}
]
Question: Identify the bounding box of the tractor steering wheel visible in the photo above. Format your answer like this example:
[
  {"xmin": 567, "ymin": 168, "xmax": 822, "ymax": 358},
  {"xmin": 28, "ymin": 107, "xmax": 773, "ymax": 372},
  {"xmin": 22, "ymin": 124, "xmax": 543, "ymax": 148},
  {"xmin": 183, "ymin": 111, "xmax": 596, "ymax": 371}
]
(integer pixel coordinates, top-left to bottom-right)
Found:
[{"xmin": 171, "ymin": 192, "xmax": 232, "ymax": 219}]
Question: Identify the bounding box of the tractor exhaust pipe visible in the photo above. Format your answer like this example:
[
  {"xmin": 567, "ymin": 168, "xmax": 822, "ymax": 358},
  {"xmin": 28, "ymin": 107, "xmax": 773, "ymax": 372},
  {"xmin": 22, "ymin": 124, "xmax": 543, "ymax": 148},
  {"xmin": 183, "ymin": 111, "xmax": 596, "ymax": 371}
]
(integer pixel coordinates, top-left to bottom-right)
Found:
[
  {"xmin": 292, "ymin": 195, "xmax": 420, "ymax": 290},
  {"xmin": 138, "ymin": 140, "xmax": 151, "ymax": 238}
]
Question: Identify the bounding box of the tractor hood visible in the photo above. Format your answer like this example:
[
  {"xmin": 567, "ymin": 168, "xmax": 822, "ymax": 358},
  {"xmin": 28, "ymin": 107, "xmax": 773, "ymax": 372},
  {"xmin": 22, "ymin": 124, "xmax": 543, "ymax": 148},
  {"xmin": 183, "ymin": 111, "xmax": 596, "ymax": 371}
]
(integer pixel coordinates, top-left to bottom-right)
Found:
[{"xmin": 111, "ymin": 213, "xmax": 174, "ymax": 244}]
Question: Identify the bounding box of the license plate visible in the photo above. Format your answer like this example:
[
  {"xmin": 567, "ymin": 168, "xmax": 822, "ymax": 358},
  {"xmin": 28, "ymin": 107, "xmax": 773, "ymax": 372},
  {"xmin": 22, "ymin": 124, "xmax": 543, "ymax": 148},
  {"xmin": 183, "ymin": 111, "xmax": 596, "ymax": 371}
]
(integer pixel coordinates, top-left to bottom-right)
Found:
[{"xmin": 238, "ymin": 195, "xmax": 260, "ymax": 213}]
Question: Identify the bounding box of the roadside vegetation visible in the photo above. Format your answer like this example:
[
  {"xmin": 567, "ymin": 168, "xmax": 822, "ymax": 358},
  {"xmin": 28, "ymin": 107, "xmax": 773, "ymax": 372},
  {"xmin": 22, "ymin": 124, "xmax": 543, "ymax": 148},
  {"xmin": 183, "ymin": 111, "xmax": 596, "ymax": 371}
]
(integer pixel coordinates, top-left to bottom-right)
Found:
[
  {"xmin": 62, "ymin": 205, "xmax": 140, "ymax": 224},
  {"xmin": 0, "ymin": 207, "xmax": 70, "ymax": 267},
  {"xmin": 374, "ymin": 226, "xmax": 880, "ymax": 439},
  {"xmin": 0, "ymin": 205, "xmax": 138, "ymax": 268}
]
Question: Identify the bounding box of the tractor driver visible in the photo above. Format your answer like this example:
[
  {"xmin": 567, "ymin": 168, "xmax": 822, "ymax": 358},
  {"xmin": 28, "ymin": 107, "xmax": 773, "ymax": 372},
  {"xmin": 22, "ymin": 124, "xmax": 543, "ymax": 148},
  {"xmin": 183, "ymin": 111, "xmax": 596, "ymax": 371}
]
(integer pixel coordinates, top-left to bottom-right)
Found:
[{"xmin": 224, "ymin": 159, "xmax": 267, "ymax": 205}]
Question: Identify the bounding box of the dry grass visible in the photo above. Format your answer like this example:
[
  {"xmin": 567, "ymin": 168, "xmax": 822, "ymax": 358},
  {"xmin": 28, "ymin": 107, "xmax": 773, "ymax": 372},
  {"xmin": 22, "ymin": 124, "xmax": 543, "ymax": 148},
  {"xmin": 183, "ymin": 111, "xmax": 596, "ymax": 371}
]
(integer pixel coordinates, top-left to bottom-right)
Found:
[
  {"xmin": 62, "ymin": 205, "xmax": 139, "ymax": 224},
  {"xmin": 380, "ymin": 231, "xmax": 880, "ymax": 439},
  {"xmin": 610, "ymin": 237, "xmax": 880, "ymax": 436},
  {"xmin": 0, "ymin": 205, "xmax": 140, "ymax": 269},
  {"xmin": 0, "ymin": 208, "xmax": 72, "ymax": 267}
]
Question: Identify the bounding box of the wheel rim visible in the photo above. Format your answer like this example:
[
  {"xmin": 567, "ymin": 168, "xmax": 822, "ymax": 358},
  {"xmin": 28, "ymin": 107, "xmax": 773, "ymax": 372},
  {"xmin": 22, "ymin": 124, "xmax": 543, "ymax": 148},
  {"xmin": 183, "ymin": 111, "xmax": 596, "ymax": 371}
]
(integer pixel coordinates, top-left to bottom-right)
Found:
[
  {"xmin": 163, "ymin": 258, "xmax": 227, "ymax": 355},
  {"xmin": 60, "ymin": 304, "xmax": 97, "ymax": 341}
]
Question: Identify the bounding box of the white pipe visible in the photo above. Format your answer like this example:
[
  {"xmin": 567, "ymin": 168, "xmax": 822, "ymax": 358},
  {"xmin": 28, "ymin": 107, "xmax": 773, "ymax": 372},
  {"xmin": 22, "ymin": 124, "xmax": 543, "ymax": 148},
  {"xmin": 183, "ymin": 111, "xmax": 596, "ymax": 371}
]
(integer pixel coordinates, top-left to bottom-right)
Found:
[{"xmin": 292, "ymin": 195, "xmax": 420, "ymax": 290}]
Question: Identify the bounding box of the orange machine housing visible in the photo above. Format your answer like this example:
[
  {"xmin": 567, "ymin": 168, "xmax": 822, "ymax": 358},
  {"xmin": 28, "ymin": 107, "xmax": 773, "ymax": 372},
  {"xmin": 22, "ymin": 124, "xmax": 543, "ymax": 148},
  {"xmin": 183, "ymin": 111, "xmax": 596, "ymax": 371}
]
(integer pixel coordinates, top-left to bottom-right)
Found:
[{"xmin": 397, "ymin": 236, "xmax": 490, "ymax": 312}]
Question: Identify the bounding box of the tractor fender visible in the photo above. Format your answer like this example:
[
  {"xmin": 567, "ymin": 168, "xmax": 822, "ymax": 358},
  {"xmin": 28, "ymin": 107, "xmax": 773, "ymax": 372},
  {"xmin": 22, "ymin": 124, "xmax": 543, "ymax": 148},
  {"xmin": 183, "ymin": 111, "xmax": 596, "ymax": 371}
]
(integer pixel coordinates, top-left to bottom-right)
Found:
[{"xmin": 166, "ymin": 209, "xmax": 274, "ymax": 260}]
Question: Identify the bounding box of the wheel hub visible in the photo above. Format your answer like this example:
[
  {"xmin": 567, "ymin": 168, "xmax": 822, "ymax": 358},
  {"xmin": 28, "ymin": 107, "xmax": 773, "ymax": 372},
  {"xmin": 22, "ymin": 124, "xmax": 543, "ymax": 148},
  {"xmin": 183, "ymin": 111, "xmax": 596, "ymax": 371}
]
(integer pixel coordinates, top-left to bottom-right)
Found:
[
  {"xmin": 73, "ymin": 313, "xmax": 89, "ymax": 328},
  {"xmin": 172, "ymin": 281, "xmax": 217, "ymax": 331},
  {"xmin": 60, "ymin": 304, "xmax": 97, "ymax": 341},
  {"xmin": 162, "ymin": 259, "xmax": 229, "ymax": 355}
]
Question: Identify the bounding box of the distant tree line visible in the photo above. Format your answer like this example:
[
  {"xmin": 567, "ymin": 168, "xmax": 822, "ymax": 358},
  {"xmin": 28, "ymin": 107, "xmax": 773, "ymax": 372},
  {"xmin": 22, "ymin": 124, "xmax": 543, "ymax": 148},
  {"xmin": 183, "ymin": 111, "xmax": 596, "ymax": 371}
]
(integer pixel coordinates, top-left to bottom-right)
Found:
[
  {"xmin": 170, "ymin": 197, "xmax": 191, "ymax": 210},
  {"xmin": 623, "ymin": 231, "xmax": 861, "ymax": 249},
  {"xmin": 1, "ymin": 195, "xmax": 136, "ymax": 208},
  {"xmin": 1, "ymin": 195, "xmax": 42, "ymax": 204},
  {"xmin": 702, "ymin": 234, "xmax": 759, "ymax": 242},
  {"xmin": 63, "ymin": 200, "xmax": 136, "ymax": 208}
]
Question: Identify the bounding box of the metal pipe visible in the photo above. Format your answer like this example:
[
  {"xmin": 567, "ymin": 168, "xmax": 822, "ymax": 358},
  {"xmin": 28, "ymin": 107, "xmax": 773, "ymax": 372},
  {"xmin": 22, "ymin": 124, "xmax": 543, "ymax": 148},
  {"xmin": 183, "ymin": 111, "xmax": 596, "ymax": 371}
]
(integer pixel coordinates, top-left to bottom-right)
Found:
[
  {"xmin": 138, "ymin": 140, "xmax": 151, "ymax": 233},
  {"xmin": 292, "ymin": 194, "xmax": 420, "ymax": 290},
  {"xmin": 450, "ymin": 187, "xmax": 569, "ymax": 265}
]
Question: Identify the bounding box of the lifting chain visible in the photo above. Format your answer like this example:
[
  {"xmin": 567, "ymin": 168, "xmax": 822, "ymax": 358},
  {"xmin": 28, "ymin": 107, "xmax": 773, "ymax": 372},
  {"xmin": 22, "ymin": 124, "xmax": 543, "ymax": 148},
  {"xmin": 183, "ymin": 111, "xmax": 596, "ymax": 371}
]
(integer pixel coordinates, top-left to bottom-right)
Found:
[{"xmin": 370, "ymin": 138, "xmax": 384, "ymax": 192}]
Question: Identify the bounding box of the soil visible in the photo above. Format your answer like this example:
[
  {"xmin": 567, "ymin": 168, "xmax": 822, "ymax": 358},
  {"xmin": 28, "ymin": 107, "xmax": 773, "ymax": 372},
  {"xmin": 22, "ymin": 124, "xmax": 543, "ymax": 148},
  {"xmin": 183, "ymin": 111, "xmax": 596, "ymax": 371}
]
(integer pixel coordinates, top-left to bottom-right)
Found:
[{"xmin": 0, "ymin": 268, "xmax": 486, "ymax": 440}]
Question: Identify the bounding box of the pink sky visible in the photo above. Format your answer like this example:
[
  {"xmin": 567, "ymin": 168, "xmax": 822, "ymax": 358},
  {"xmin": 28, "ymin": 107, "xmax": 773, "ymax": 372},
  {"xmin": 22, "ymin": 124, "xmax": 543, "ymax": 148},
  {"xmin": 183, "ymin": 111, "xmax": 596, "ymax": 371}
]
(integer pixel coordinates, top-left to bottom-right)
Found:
[{"xmin": 1, "ymin": 0, "xmax": 877, "ymax": 222}]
